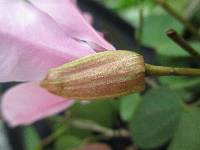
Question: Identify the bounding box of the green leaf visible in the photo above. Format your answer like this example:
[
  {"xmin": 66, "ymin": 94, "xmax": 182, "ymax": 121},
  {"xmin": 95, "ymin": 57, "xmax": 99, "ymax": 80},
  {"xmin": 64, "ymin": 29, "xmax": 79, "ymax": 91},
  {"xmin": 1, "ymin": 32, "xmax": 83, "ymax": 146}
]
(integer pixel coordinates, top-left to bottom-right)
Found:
[
  {"xmin": 23, "ymin": 126, "xmax": 41, "ymax": 150},
  {"xmin": 55, "ymin": 135, "xmax": 83, "ymax": 150},
  {"xmin": 159, "ymin": 76, "xmax": 200, "ymax": 90},
  {"xmin": 168, "ymin": 109, "xmax": 200, "ymax": 150},
  {"xmin": 142, "ymin": 13, "xmax": 189, "ymax": 57},
  {"xmin": 189, "ymin": 41, "xmax": 200, "ymax": 54},
  {"xmin": 43, "ymin": 120, "xmax": 91, "ymax": 143},
  {"xmin": 99, "ymin": 0, "xmax": 154, "ymax": 10},
  {"xmin": 69, "ymin": 100, "xmax": 118, "ymax": 127},
  {"xmin": 113, "ymin": 0, "xmax": 146, "ymax": 10},
  {"xmin": 159, "ymin": 76, "xmax": 200, "ymax": 102},
  {"xmin": 120, "ymin": 93, "xmax": 141, "ymax": 121},
  {"xmin": 130, "ymin": 87, "xmax": 183, "ymax": 149}
]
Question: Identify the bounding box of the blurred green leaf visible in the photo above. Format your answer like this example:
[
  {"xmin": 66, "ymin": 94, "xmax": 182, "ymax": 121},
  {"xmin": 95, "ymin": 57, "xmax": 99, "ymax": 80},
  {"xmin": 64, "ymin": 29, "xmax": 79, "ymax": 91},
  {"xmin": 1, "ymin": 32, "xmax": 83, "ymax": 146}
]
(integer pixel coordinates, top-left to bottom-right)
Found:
[
  {"xmin": 159, "ymin": 76, "xmax": 200, "ymax": 90},
  {"xmin": 118, "ymin": 7, "xmax": 199, "ymax": 57},
  {"xmin": 69, "ymin": 100, "xmax": 118, "ymax": 127},
  {"xmin": 159, "ymin": 76, "xmax": 200, "ymax": 102},
  {"xmin": 42, "ymin": 121, "xmax": 91, "ymax": 145},
  {"xmin": 189, "ymin": 41, "xmax": 200, "ymax": 53},
  {"xmin": 130, "ymin": 87, "xmax": 183, "ymax": 149},
  {"xmin": 24, "ymin": 126, "xmax": 41, "ymax": 150},
  {"xmin": 142, "ymin": 13, "xmax": 200, "ymax": 57},
  {"xmin": 49, "ymin": 100, "xmax": 118, "ymax": 140},
  {"xmin": 142, "ymin": 13, "xmax": 188, "ymax": 57},
  {"xmin": 55, "ymin": 135, "xmax": 83, "ymax": 150},
  {"xmin": 99, "ymin": 0, "xmax": 192, "ymax": 57},
  {"xmin": 120, "ymin": 93, "xmax": 141, "ymax": 121},
  {"xmin": 113, "ymin": 0, "xmax": 151, "ymax": 10},
  {"xmin": 168, "ymin": 108, "xmax": 200, "ymax": 150},
  {"xmin": 98, "ymin": 0, "xmax": 154, "ymax": 10},
  {"xmin": 113, "ymin": 0, "xmax": 136, "ymax": 10}
]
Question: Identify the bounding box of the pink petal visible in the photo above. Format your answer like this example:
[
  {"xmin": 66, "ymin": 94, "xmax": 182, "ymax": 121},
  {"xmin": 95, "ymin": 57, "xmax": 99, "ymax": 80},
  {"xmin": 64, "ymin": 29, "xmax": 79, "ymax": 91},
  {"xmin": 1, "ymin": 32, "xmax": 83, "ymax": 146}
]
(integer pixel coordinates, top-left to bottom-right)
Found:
[
  {"xmin": 29, "ymin": 0, "xmax": 115, "ymax": 51},
  {"xmin": 1, "ymin": 82, "xmax": 73, "ymax": 127},
  {"xmin": 0, "ymin": 0, "xmax": 95, "ymax": 82}
]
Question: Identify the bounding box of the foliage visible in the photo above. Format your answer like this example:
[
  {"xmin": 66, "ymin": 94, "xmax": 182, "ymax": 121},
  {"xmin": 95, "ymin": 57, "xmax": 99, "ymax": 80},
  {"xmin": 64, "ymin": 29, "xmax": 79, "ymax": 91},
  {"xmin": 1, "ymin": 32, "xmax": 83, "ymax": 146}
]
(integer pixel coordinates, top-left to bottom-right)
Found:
[
  {"xmin": 55, "ymin": 135, "xmax": 83, "ymax": 150},
  {"xmin": 7, "ymin": 0, "xmax": 200, "ymax": 150},
  {"xmin": 129, "ymin": 87, "xmax": 183, "ymax": 149},
  {"xmin": 169, "ymin": 108, "xmax": 200, "ymax": 150},
  {"xmin": 23, "ymin": 127, "xmax": 41, "ymax": 150},
  {"xmin": 120, "ymin": 93, "xmax": 141, "ymax": 121}
]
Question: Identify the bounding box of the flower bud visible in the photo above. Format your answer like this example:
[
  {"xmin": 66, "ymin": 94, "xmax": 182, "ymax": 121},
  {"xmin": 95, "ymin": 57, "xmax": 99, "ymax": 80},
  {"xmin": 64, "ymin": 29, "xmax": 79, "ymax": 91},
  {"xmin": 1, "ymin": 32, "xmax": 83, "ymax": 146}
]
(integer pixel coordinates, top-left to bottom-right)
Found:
[{"xmin": 40, "ymin": 50, "xmax": 145, "ymax": 100}]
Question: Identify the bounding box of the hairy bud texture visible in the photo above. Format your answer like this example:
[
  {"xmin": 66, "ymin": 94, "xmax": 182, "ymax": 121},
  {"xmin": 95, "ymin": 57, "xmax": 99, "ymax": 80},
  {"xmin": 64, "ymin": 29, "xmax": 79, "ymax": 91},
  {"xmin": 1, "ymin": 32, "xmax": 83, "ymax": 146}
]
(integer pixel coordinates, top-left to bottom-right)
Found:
[{"xmin": 41, "ymin": 50, "xmax": 145, "ymax": 100}]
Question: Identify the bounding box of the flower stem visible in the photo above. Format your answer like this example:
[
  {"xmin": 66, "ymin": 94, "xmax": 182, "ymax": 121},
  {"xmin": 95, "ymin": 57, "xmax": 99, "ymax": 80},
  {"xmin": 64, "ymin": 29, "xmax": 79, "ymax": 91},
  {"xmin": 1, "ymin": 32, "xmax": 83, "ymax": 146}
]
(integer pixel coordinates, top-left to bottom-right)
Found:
[{"xmin": 145, "ymin": 64, "xmax": 200, "ymax": 76}]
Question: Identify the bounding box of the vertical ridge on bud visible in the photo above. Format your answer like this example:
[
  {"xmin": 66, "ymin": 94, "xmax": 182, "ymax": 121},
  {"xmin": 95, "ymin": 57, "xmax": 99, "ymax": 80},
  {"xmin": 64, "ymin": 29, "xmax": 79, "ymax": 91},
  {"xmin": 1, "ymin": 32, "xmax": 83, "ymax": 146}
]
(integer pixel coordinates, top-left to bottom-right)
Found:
[{"xmin": 40, "ymin": 50, "xmax": 145, "ymax": 100}]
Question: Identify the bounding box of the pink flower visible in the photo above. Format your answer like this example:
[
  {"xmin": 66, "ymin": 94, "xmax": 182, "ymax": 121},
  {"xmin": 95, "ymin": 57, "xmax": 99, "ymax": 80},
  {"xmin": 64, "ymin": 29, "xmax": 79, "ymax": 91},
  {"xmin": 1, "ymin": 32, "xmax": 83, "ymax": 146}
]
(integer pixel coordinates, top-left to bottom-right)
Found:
[{"xmin": 0, "ymin": 0, "xmax": 115, "ymax": 127}]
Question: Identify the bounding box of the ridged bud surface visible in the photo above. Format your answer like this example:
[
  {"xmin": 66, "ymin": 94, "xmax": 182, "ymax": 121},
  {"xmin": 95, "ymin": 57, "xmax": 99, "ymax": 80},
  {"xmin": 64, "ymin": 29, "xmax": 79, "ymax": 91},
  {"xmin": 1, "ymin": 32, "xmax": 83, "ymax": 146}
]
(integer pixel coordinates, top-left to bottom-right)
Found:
[{"xmin": 41, "ymin": 50, "xmax": 145, "ymax": 100}]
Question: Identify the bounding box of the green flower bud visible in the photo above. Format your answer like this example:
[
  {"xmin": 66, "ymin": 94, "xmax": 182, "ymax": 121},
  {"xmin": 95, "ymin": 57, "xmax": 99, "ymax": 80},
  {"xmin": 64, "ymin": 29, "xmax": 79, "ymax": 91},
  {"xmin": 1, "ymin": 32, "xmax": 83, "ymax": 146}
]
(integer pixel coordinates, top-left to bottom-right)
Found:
[{"xmin": 41, "ymin": 50, "xmax": 145, "ymax": 100}]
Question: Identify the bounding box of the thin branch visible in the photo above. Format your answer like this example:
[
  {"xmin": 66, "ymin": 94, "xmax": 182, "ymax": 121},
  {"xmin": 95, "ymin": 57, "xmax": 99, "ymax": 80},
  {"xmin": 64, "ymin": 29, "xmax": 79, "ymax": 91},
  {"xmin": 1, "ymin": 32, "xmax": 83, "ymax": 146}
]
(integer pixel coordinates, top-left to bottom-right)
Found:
[
  {"xmin": 185, "ymin": 0, "xmax": 200, "ymax": 19},
  {"xmin": 137, "ymin": 8, "xmax": 144, "ymax": 46},
  {"xmin": 126, "ymin": 145, "xmax": 138, "ymax": 150},
  {"xmin": 40, "ymin": 126, "xmax": 67, "ymax": 146},
  {"xmin": 145, "ymin": 78, "xmax": 158, "ymax": 88},
  {"xmin": 40, "ymin": 119, "xmax": 129, "ymax": 147},
  {"xmin": 145, "ymin": 64, "xmax": 200, "ymax": 76},
  {"xmin": 155, "ymin": 0, "xmax": 200, "ymax": 40},
  {"xmin": 70, "ymin": 119, "xmax": 129, "ymax": 138},
  {"xmin": 166, "ymin": 29, "xmax": 200, "ymax": 63},
  {"xmin": 190, "ymin": 99, "xmax": 200, "ymax": 107}
]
